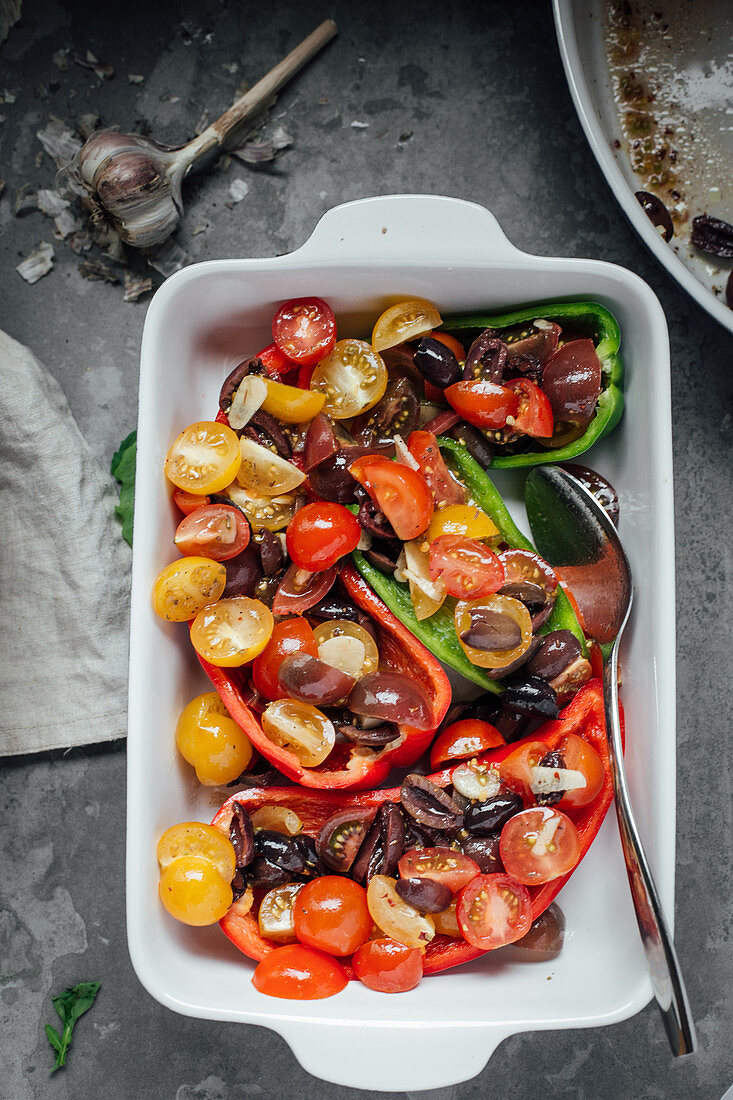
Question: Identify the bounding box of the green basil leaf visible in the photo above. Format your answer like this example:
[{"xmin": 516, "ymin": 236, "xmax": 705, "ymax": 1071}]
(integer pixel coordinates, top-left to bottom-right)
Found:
[
  {"xmin": 110, "ymin": 430, "xmax": 136, "ymax": 547},
  {"xmin": 46, "ymin": 981, "xmax": 101, "ymax": 1074}
]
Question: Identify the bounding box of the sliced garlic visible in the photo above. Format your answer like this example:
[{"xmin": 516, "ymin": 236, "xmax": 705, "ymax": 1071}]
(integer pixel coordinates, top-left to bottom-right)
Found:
[
  {"xmin": 227, "ymin": 374, "xmax": 267, "ymax": 430},
  {"xmin": 394, "ymin": 434, "xmax": 420, "ymax": 471},
  {"xmin": 529, "ymin": 766, "xmax": 586, "ymax": 796},
  {"xmin": 452, "ymin": 759, "xmax": 502, "ymax": 802}
]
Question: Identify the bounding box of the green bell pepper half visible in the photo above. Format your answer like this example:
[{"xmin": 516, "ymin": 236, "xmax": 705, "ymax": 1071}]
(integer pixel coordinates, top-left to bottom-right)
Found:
[
  {"xmin": 442, "ymin": 300, "xmax": 624, "ymax": 469},
  {"xmin": 351, "ymin": 437, "xmax": 587, "ymax": 693}
]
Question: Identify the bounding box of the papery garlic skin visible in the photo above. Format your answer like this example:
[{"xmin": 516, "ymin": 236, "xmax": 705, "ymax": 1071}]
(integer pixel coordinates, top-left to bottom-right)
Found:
[{"xmin": 67, "ymin": 131, "xmax": 187, "ymax": 249}]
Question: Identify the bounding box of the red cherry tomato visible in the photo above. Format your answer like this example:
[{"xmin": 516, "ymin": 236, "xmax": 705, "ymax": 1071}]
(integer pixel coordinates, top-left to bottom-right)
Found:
[
  {"xmin": 397, "ymin": 847, "xmax": 480, "ymax": 893},
  {"xmin": 257, "ymin": 341, "xmax": 292, "ymax": 378},
  {"xmin": 272, "ymin": 298, "xmax": 337, "ymax": 366},
  {"xmin": 506, "ymin": 378, "xmax": 554, "ymax": 438},
  {"xmin": 174, "ymin": 504, "xmax": 251, "ymax": 561},
  {"xmin": 429, "ymin": 718, "xmax": 505, "ymax": 769},
  {"xmin": 173, "ymin": 489, "xmax": 210, "ymax": 515},
  {"xmin": 428, "ymin": 535, "xmax": 505, "ymax": 599},
  {"xmin": 252, "ymin": 618, "xmax": 319, "ymax": 701},
  {"xmin": 349, "ymin": 455, "xmax": 434, "ymax": 541},
  {"xmin": 444, "ymin": 379, "xmax": 519, "ymax": 430},
  {"xmin": 352, "ymin": 938, "xmax": 423, "ymax": 993},
  {"xmin": 499, "ymin": 807, "xmax": 581, "ymax": 884},
  {"xmin": 252, "ymin": 944, "xmax": 347, "ymax": 1000},
  {"xmin": 286, "ymin": 503, "xmax": 361, "ymax": 572},
  {"xmin": 407, "ymin": 431, "xmax": 465, "ymax": 507},
  {"xmin": 556, "ymin": 733, "xmax": 605, "ymax": 808},
  {"xmin": 456, "ymin": 873, "xmax": 532, "ymax": 950},
  {"xmin": 498, "ymin": 740, "xmax": 548, "ymax": 803},
  {"xmin": 294, "ymin": 876, "xmax": 372, "ymax": 956}
]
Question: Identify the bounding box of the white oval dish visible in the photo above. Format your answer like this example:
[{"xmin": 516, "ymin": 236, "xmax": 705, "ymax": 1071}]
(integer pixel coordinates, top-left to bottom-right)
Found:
[
  {"xmin": 553, "ymin": 0, "xmax": 733, "ymax": 336},
  {"xmin": 127, "ymin": 194, "xmax": 675, "ymax": 1091}
]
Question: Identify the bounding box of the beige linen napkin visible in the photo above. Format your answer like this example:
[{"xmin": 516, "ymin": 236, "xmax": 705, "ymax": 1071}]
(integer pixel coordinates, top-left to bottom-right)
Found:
[{"xmin": 0, "ymin": 329, "xmax": 131, "ymax": 755}]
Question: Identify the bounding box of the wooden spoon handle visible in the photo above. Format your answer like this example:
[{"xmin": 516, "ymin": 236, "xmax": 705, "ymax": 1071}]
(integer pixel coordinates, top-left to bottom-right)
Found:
[{"xmin": 178, "ymin": 18, "xmax": 337, "ymax": 168}]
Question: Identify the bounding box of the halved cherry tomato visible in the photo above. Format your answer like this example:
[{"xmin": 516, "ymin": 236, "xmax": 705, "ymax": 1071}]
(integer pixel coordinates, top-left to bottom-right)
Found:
[
  {"xmin": 174, "ymin": 504, "xmax": 250, "ymax": 561},
  {"xmin": 556, "ymin": 733, "xmax": 605, "ymax": 809},
  {"xmin": 429, "ymin": 331, "xmax": 465, "ymax": 361},
  {"xmin": 407, "ymin": 430, "xmax": 465, "ymax": 506},
  {"xmin": 260, "ymin": 378, "xmax": 326, "ymax": 423},
  {"xmin": 349, "ymin": 455, "xmax": 433, "ymax": 541},
  {"xmin": 294, "ymin": 876, "xmax": 372, "ymax": 956},
  {"xmin": 498, "ymin": 740, "xmax": 548, "ymax": 803},
  {"xmin": 164, "ymin": 421, "xmax": 241, "ymax": 495},
  {"xmin": 252, "ymin": 944, "xmax": 347, "ymax": 999},
  {"xmin": 286, "ymin": 502, "xmax": 361, "ymax": 572},
  {"xmin": 430, "ymin": 719, "xmax": 505, "ymax": 769},
  {"xmin": 173, "ymin": 489, "xmax": 210, "ymax": 515},
  {"xmin": 444, "ymin": 380, "xmax": 519, "ymax": 430},
  {"xmin": 366, "ymin": 875, "xmax": 435, "ymax": 949},
  {"xmin": 152, "ymin": 557, "xmax": 226, "ymax": 622},
  {"xmin": 252, "ymin": 619, "xmax": 319, "ymax": 701},
  {"xmin": 271, "ymin": 563, "xmax": 338, "ymax": 617},
  {"xmin": 310, "ymin": 339, "xmax": 388, "ymax": 419},
  {"xmin": 428, "ymin": 535, "xmax": 505, "ymax": 599},
  {"xmin": 157, "ymin": 821, "xmax": 236, "ymax": 878},
  {"xmin": 506, "ymin": 378, "xmax": 554, "ymax": 438},
  {"xmin": 371, "ymin": 299, "xmax": 442, "ymax": 353},
  {"xmin": 352, "ymin": 938, "xmax": 423, "ymax": 993},
  {"xmin": 427, "ymin": 504, "xmax": 498, "ymax": 542},
  {"xmin": 454, "ymin": 593, "xmax": 533, "ymax": 669},
  {"xmin": 272, "ymin": 298, "xmax": 337, "ymax": 366},
  {"xmin": 397, "ymin": 847, "xmax": 480, "ymax": 893},
  {"xmin": 456, "ymin": 873, "xmax": 532, "ymax": 950},
  {"xmin": 507, "ymin": 320, "xmax": 561, "ymax": 362},
  {"xmin": 236, "ymin": 438, "xmax": 306, "ymax": 497},
  {"xmin": 499, "ymin": 807, "xmax": 581, "ymax": 884},
  {"xmin": 190, "ymin": 596, "xmax": 274, "ymax": 667},
  {"xmin": 261, "ymin": 699, "xmax": 335, "ymax": 766}
]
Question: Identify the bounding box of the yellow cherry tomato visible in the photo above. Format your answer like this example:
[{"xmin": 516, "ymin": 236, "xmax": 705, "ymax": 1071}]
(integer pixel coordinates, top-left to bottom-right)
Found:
[
  {"xmin": 159, "ymin": 856, "xmax": 233, "ymax": 926},
  {"xmin": 261, "ymin": 378, "xmax": 326, "ymax": 423},
  {"xmin": 310, "ymin": 339, "xmax": 388, "ymax": 419},
  {"xmin": 164, "ymin": 421, "xmax": 241, "ymax": 495},
  {"xmin": 313, "ymin": 620, "xmax": 380, "ymax": 680},
  {"xmin": 190, "ymin": 596, "xmax": 274, "ymax": 667},
  {"xmin": 175, "ymin": 692, "xmax": 253, "ymax": 786},
  {"xmin": 371, "ymin": 299, "xmax": 443, "ymax": 353},
  {"xmin": 157, "ymin": 821, "xmax": 236, "ymax": 879},
  {"xmin": 261, "ymin": 699, "xmax": 335, "ymax": 766},
  {"xmin": 225, "ymin": 485, "xmax": 298, "ymax": 532},
  {"xmin": 454, "ymin": 593, "xmax": 533, "ymax": 669},
  {"xmin": 152, "ymin": 557, "xmax": 226, "ymax": 622},
  {"xmin": 427, "ymin": 504, "xmax": 499, "ymax": 542},
  {"xmin": 258, "ymin": 882, "xmax": 304, "ymax": 944},
  {"xmin": 236, "ymin": 437, "xmax": 306, "ymax": 497}
]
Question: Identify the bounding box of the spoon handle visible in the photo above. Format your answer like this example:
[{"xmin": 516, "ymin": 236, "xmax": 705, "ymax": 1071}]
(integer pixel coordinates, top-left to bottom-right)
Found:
[{"xmin": 603, "ymin": 641, "xmax": 697, "ymax": 1056}]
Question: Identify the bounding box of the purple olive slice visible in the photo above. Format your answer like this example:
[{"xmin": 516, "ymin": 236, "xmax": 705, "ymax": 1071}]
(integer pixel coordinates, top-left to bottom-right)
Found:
[{"xmin": 395, "ymin": 876, "xmax": 452, "ymax": 914}]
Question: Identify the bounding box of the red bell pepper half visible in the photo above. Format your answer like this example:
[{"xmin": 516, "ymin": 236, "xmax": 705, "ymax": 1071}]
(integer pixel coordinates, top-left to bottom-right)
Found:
[
  {"xmin": 213, "ymin": 678, "xmax": 619, "ymax": 976},
  {"xmin": 196, "ymin": 563, "xmax": 451, "ymax": 791}
]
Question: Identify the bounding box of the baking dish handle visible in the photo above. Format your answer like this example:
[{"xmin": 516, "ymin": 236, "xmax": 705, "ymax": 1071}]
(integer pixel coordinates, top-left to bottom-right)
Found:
[
  {"xmin": 278, "ymin": 1019, "xmax": 513, "ymax": 1091},
  {"xmin": 293, "ymin": 194, "xmax": 526, "ymax": 263}
]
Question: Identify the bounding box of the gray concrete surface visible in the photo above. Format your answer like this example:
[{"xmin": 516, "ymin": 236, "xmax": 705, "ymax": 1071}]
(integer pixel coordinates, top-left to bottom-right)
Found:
[{"xmin": 1, "ymin": 1, "xmax": 732, "ymax": 1097}]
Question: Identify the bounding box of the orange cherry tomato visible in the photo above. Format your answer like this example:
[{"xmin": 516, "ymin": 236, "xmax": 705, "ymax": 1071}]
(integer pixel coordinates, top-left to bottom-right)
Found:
[
  {"xmin": 252, "ymin": 944, "xmax": 347, "ymax": 1000},
  {"xmin": 557, "ymin": 733, "xmax": 605, "ymax": 808},
  {"xmin": 444, "ymin": 380, "xmax": 519, "ymax": 430},
  {"xmin": 407, "ymin": 430, "xmax": 465, "ymax": 507},
  {"xmin": 272, "ymin": 298, "xmax": 337, "ymax": 366},
  {"xmin": 252, "ymin": 618, "xmax": 319, "ymax": 701},
  {"xmin": 499, "ymin": 807, "xmax": 581, "ymax": 885},
  {"xmin": 456, "ymin": 873, "xmax": 532, "ymax": 950},
  {"xmin": 294, "ymin": 876, "xmax": 372, "ymax": 956},
  {"xmin": 285, "ymin": 502, "xmax": 361, "ymax": 572},
  {"xmin": 173, "ymin": 489, "xmax": 210, "ymax": 515},
  {"xmin": 506, "ymin": 378, "xmax": 554, "ymax": 438},
  {"xmin": 429, "ymin": 719, "xmax": 505, "ymax": 769},
  {"xmin": 397, "ymin": 847, "xmax": 480, "ymax": 894},
  {"xmin": 349, "ymin": 455, "xmax": 433, "ymax": 541},
  {"xmin": 352, "ymin": 938, "xmax": 424, "ymax": 993},
  {"xmin": 174, "ymin": 504, "xmax": 250, "ymax": 561},
  {"xmin": 428, "ymin": 535, "xmax": 505, "ymax": 599}
]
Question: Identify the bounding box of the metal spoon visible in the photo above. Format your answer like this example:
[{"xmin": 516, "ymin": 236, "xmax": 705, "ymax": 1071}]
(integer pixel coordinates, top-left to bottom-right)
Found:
[{"xmin": 524, "ymin": 465, "xmax": 696, "ymax": 1057}]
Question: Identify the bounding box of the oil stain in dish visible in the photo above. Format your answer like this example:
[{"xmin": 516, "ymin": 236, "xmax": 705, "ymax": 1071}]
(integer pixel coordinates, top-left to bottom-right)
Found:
[{"xmin": 604, "ymin": 0, "xmax": 733, "ymax": 300}]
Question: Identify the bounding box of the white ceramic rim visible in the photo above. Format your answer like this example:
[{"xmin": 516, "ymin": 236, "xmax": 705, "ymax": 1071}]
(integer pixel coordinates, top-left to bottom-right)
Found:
[
  {"xmin": 127, "ymin": 194, "xmax": 675, "ymax": 1090},
  {"xmin": 553, "ymin": 0, "xmax": 733, "ymax": 335}
]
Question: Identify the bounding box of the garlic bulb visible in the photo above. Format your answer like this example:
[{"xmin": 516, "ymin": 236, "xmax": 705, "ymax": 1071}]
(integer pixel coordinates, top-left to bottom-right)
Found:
[{"xmin": 65, "ymin": 19, "xmax": 336, "ymax": 251}]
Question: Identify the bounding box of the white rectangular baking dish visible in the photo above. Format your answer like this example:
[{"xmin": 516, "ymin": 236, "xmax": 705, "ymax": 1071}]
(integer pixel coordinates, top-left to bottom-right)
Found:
[{"xmin": 127, "ymin": 194, "xmax": 675, "ymax": 1091}]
